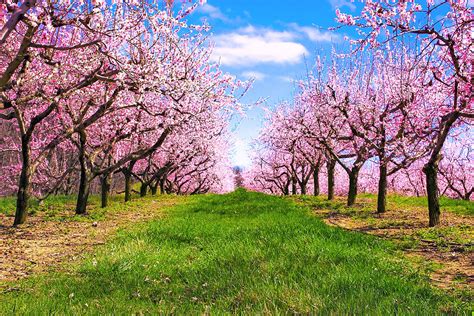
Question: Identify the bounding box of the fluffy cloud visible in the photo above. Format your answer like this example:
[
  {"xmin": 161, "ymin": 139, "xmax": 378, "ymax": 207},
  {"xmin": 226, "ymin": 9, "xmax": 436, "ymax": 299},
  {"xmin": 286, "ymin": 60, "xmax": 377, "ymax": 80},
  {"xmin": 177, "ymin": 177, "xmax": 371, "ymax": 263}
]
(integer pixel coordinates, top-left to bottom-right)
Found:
[
  {"xmin": 328, "ymin": 0, "xmax": 356, "ymax": 11},
  {"xmin": 211, "ymin": 26, "xmax": 308, "ymax": 66},
  {"xmin": 289, "ymin": 23, "xmax": 341, "ymax": 42},
  {"xmin": 278, "ymin": 76, "xmax": 294, "ymax": 83},
  {"xmin": 241, "ymin": 71, "xmax": 267, "ymax": 81},
  {"xmin": 197, "ymin": 3, "xmax": 230, "ymax": 22}
]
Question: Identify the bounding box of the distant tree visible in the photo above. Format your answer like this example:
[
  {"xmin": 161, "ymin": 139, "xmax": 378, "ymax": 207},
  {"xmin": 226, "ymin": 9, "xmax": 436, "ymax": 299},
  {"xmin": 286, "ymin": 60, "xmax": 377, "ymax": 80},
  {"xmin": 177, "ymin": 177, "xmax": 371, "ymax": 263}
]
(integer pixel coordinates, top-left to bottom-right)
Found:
[{"xmin": 233, "ymin": 166, "xmax": 245, "ymax": 188}]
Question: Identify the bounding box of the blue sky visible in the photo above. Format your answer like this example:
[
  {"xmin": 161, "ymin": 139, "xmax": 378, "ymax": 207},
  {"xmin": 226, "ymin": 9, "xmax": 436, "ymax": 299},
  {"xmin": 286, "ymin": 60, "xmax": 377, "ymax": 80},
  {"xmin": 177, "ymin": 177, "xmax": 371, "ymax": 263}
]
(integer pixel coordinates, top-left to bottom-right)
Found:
[{"xmin": 190, "ymin": 0, "xmax": 358, "ymax": 167}]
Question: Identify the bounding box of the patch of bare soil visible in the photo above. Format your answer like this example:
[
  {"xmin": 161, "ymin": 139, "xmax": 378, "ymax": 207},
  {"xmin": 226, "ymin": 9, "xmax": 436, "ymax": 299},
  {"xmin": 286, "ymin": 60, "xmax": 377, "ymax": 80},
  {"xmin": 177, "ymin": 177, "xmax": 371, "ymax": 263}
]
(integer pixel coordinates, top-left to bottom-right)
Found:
[
  {"xmin": 320, "ymin": 207, "xmax": 473, "ymax": 291},
  {"xmin": 0, "ymin": 199, "xmax": 174, "ymax": 283}
]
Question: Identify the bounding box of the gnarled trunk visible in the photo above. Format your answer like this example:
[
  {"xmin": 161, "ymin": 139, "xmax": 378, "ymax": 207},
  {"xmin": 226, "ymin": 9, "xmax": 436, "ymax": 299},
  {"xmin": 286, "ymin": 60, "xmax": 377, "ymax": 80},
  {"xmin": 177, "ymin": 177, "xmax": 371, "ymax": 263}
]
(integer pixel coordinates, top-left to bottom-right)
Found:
[
  {"xmin": 327, "ymin": 159, "xmax": 336, "ymax": 201},
  {"xmin": 75, "ymin": 133, "xmax": 90, "ymax": 215},
  {"xmin": 421, "ymin": 110, "xmax": 459, "ymax": 226},
  {"xmin": 123, "ymin": 161, "xmax": 136, "ymax": 202},
  {"xmin": 300, "ymin": 184, "xmax": 307, "ymax": 195},
  {"xmin": 124, "ymin": 171, "xmax": 132, "ymax": 202},
  {"xmin": 159, "ymin": 178, "xmax": 166, "ymax": 195},
  {"xmin": 313, "ymin": 166, "xmax": 320, "ymax": 196},
  {"xmin": 347, "ymin": 167, "xmax": 359, "ymax": 206},
  {"xmin": 291, "ymin": 177, "xmax": 297, "ymax": 195},
  {"xmin": 140, "ymin": 182, "xmax": 148, "ymax": 197},
  {"xmin": 150, "ymin": 183, "xmax": 158, "ymax": 195},
  {"xmin": 75, "ymin": 169, "xmax": 90, "ymax": 215},
  {"xmin": 100, "ymin": 173, "xmax": 111, "ymax": 208},
  {"xmin": 377, "ymin": 163, "xmax": 387, "ymax": 213},
  {"xmin": 423, "ymin": 161, "xmax": 440, "ymax": 227},
  {"xmin": 14, "ymin": 136, "xmax": 32, "ymax": 226}
]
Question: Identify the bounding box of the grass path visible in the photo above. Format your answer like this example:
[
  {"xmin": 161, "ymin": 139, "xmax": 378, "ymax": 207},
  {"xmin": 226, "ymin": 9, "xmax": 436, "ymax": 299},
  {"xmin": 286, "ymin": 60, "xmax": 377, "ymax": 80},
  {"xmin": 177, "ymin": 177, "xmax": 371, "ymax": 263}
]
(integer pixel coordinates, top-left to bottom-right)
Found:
[
  {"xmin": 290, "ymin": 194, "xmax": 473, "ymax": 292},
  {"xmin": 0, "ymin": 195, "xmax": 183, "ymax": 281},
  {"xmin": 0, "ymin": 190, "xmax": 471, "ymax": 314}
]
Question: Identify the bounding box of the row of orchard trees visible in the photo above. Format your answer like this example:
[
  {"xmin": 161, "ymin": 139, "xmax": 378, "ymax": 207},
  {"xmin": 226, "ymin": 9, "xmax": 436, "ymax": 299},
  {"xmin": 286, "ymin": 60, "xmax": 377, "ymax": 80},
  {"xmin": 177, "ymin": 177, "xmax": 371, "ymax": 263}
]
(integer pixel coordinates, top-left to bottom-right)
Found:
[
  {"xmin": 246, "ymin": 0, "xmax": 473, "ymax": 227},
  {"xmin": 0, "ymin": 0, "xmax": 244, "ymax": 226}
]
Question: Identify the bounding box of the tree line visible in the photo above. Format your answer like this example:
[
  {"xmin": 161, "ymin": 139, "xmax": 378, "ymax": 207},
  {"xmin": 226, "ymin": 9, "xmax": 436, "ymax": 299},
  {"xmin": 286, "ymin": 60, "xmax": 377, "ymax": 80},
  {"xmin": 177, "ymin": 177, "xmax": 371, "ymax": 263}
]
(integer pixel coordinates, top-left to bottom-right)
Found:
[
  {"xmin": 245, "ymin": 0, "xmax": 472, "ymax": 227},
  {"xmin": 0, "ymin": 0, "xmax": 246, "ymax": 226}
]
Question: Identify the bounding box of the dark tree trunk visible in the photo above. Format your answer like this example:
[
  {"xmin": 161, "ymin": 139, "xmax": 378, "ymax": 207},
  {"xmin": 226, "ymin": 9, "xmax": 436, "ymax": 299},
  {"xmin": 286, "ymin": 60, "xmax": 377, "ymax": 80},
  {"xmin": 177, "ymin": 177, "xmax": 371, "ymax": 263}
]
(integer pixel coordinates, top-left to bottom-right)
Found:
[
  {"xmin": 300, "ymin": 183, "xmax": 307, "ymax": 195},
  {"xmin": 313, "ymin": 166, "xmax": 320, "ymax": 196},
  {"xmin": 377, "ymin": 163, "xmax": 388, "ymax": 213},
  {"xmin": 14, "ymin": 136, "xmax": 31, "ymax": 226},
  {"xmin": 124, "ymin": 171, "xmax": 132, "ymax": 202},
  {"xmin": 423, "ymin": 161, "xmax": 440, "ymax": 227},
  {"xmin": 291, "ymin": 178, "xmax": 297, "ymax": 195},
  {"xmin": 140, "ymin": 182, "xmax": 148, "ymax": 197},
  {"xmin": 150, "ymin": 184, "xmax": 158, "ymax": 195},
  {"xmin": 123, "ymin": 160, "xmax": 136, "ymax": 202},
  {"xmin": 347, "ymin": 168, "xmax": 359, "ymax": 206},
  {"xmin": 159, "ymin": 178, "xmax": 166, "ymax": 195},
  {"xmin": 75, "ymin": 169, "xmax": 90, "ymax": 215},
  {"xmin": 463, "ymin": 192, "xmax": 472, "ymax": 201},
  {"xmin": 101, "ymin": 173, "xmax": 111, "ymax": 208},
  {"xmin": 420, "ymin": 109, "xmax": 459, "ymax": 226},
  {"xmin": 327, "ymin": 159, "xmax": 336, "ymax": 201},
  {"xmin": 75, "ymin": 133, "xmax": 90, "ymax": 215}
]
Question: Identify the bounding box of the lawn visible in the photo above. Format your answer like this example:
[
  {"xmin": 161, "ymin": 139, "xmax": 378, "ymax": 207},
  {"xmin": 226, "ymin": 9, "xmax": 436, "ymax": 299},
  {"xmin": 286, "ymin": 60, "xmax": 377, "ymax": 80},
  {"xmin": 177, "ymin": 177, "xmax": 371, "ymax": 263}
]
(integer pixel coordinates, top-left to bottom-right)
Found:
[{"xmin": 0, "ymin": 190, "xmax": 471, "ymax": 314}]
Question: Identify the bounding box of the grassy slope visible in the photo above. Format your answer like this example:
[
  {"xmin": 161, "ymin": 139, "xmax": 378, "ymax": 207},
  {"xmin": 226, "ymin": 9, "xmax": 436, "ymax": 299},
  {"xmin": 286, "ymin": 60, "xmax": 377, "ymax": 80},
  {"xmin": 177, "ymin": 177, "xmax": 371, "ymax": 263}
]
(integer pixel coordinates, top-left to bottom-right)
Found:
[
  {"xmin": 0, "ymin": 190, "xmax": 471, "ymax": 314},
  {"xmin": 291, "ymin": 194, "xmax": 473, "ymax": 252},
  {"xmin": 292, "ymin": 193, "xmax": 473, "ymax": 217}
]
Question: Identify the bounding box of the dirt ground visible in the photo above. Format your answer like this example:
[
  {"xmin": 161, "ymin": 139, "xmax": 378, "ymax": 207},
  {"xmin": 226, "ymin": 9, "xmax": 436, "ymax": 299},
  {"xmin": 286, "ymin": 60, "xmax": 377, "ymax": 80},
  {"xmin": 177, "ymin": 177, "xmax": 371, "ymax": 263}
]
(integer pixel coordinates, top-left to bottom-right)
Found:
[
  {"xmin": 0, "ymin": 198, "xmax": 175, "ymax": 283},
  {"xmin": 315, "ymin": 200, "xmax": 473, "ymax": 292}
]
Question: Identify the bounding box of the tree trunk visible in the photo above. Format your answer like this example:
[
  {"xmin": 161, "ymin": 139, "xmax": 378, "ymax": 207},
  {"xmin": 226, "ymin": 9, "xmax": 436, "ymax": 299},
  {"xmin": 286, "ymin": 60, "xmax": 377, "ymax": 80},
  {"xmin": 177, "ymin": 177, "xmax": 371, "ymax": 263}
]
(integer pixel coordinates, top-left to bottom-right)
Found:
[
  {"xmin": 75, "ymin": 169, "xmax": 90, "ymax": 215},
  {"xmin": 327, "ymin": 159, "xmax": 336, "ymax": 201},
  {"xmin": 123, "ymin": 161, "xmax": 136, "ymax": 202},
  {"xmin": 124, "ymin": 171, "xmax": 132, "ymax": 202},
  {"xmin": 140, "ymin": 182, "xmax": 148, "ymax": 197},
  {"xmin": 300, "ymin": 183, "xmax": 307, "ymax": 195},
  {"xmin": 159, "ymin": 178, "xmax": 166, "ymax": 195},
  {"xmin": 347, "ymin": 168, "xmax": 359, "ymax": 206},
  {"xmin": 423, "ymin": 161, "xmax": 440, "ymax": 227},
  {"xmin": 313, "ymin": 166, "xmax": 320, "ymax": 196},
  {"xmin": 75, "ymin": 133, "xmax": 90, "ymax": 215},
  {"xmin": 291, "ymin": 178, "xmax": 297, "ymax": 195},
  {"xmin": 377, "ymin": 163, "xmax": 388, "ymax": 213},
  {"xmin": 420, "ymin": 110, "xmax": 459, "ymax": 226},
  {"xmin": 150, "ymin": 184, "xmax": 158, "ymax": 195},
  {"xmin": 100, "ymin": 173, "xmax": 111, "ymax": 208},
  {"xmin": 14, "ymin": 136, "xmax": 31, "ymax": 226}
]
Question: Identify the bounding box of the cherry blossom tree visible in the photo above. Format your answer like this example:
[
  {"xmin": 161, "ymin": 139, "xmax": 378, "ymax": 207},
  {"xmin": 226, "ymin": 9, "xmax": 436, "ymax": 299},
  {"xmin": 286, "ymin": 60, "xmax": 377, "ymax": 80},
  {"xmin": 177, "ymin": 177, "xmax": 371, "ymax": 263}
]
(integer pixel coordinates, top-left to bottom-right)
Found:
[
  {"xmin": 0, "ymin": 0, "xmax": 246, "ymax": 225},
  {"xmin": 336, "ymin": 0, "xmax": 473, "ymax": 225}
]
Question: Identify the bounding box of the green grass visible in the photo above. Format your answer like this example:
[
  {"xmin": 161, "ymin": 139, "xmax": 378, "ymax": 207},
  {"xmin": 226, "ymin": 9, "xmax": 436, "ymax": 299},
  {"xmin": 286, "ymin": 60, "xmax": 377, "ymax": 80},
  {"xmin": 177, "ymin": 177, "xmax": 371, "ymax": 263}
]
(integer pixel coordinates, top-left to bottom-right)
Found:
[
  {"xmin": 0, "ymin": 196, "xmax": 16, "ymax": 216},
  {"xmin": 0, "ymin": 193, "xmax": 161, "ymax": 223},
  {"xmin": 0, "ymin": 189, "xmax": 471, "ymax": 314},
  {"xmin": 291, "ymin": 193, "xmax": 473, "ymax": 217},
  {"xmin": 291, "ymin": 193, "xmax": 473, "ymax": 250}
]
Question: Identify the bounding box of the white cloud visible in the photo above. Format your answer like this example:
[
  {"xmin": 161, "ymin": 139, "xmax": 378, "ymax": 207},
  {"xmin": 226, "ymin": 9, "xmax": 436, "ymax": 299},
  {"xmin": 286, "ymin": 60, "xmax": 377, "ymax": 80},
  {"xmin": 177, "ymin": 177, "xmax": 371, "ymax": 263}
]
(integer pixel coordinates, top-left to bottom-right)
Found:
[
  {"xmin": 328, "ymin": 0, "xmax": 356, "ymax": 11},
  {"xmin": 289, "ymin": 23, "xmax": 341, "ymax": 42},
  {"xmin": 241, "ymin": 71, "xmax": 266, "ymax": 81},
  {"xmin": 197, "ymin": 3, "xmax": 230, "ymax": 22},
  {"xmin": 211, "ymin": 26, "xmax": 309, "ymax": 66},
  {"xmin": 278, "ymin": 76, "xmax": 294, "ymax": 83}
]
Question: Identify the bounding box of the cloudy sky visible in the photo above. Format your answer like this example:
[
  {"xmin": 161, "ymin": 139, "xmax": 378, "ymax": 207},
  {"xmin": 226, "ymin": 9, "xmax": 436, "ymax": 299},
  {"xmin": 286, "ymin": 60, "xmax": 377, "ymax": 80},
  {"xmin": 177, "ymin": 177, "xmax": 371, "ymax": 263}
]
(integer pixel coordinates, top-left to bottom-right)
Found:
[{"xmin": 190, "ymin": 0, "xmax": 357, "ymax": 167}]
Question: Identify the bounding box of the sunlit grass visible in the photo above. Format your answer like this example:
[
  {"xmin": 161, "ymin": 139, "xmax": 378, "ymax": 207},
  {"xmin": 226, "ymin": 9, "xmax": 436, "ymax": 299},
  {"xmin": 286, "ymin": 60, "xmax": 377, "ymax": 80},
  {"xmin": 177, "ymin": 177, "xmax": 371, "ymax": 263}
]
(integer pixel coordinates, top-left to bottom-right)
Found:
[{"xmin": 0, "ymin": 189, "xmax": 470, "ymax": 314}]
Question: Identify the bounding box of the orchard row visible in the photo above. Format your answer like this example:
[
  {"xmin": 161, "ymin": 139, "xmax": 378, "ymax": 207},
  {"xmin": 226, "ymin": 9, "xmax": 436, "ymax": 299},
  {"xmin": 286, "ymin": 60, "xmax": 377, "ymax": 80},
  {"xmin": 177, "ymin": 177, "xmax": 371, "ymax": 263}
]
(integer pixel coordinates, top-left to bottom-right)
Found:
[
  {"xmin": 245, "ymin": 0, "xmax": 473, "ymax": 227},
  {"xmin": 0, "ymin": 1, "xmax": 245, "ymax": 226}
]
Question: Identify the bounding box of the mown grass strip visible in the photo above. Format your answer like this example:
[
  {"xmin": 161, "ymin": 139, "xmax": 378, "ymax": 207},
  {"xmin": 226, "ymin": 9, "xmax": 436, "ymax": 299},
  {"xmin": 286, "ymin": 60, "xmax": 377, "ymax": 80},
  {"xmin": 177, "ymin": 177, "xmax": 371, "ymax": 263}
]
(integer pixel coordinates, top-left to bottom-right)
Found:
[{"xmin": 0, "ymin": 190, "xmax": 471, "ymax": 314}]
